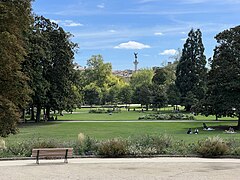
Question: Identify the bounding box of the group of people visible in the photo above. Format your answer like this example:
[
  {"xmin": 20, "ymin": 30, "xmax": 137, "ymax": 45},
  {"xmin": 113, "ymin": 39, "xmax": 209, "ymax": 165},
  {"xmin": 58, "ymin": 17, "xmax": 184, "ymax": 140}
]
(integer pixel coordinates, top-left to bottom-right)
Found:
[
  {"xmin": 187, "ymin": 123, "xmax": 214, "ymax": 134},
  {"xmin": 187, "ymin": 128, "xmax": 199, "ymax": 134},
  {"xmin": 187, "ymin": 123, "xmax": 237, "ymax": 134}
]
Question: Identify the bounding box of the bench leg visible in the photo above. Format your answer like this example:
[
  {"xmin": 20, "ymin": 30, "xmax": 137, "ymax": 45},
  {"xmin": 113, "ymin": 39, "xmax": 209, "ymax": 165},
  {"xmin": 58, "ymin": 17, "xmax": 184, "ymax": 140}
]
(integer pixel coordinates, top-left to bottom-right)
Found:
[
  {"xmin": 36, "ymin": 150, "xmax": 39, "ymax": 164},
  {"xmin": 64, "ymin": 149, "xmax": 69, "ymax": 163}
]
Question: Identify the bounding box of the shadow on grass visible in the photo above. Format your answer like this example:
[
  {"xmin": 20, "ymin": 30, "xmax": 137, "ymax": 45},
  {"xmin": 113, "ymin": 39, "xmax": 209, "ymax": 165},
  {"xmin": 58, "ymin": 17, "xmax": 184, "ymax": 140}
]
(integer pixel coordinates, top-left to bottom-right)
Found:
[{"xmin": 18, "ymin": 121, "xmax": 61, "ymax": 128}]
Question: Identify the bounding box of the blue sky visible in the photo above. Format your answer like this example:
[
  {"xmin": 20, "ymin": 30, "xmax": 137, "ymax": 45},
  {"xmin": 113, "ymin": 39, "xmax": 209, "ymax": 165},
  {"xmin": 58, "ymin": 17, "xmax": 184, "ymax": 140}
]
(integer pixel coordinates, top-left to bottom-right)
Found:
[{"xmin": 32, "ymin": 0, "xmax": 240, "ymax": 70}]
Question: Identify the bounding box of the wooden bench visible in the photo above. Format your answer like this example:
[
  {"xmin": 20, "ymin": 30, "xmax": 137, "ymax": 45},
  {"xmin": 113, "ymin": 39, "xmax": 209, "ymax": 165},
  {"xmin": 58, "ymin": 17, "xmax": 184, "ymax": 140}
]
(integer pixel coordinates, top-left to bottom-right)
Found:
[{"xmin": 32, "ymin": 148, "xmax": 73, "ymax": 164}]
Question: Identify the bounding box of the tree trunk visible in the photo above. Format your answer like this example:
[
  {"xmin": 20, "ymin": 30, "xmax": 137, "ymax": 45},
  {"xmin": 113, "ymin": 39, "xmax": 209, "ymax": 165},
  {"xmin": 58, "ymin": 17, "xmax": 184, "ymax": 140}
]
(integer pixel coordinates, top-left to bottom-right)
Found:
[
  {"xmin": 46, "ymin": 106, "xmax": 50, "ymax": 121},
  {"xmin": 237, "ymin": 116, "xmax": 240, "ymax": 130},
  {"xmin": 31, "ymin": 105, "xmax": 35, "ymax": 121},
  {"xmin": 22, "ymin": 109, "xmax": 26, "ymax": 123},
  {"xmin": 36, "ymin": 104, "xmax": 41, "ymax": 123},
  {"xmin": 185, "ymin": 105, "xmax": 191, "ymax": 112}
]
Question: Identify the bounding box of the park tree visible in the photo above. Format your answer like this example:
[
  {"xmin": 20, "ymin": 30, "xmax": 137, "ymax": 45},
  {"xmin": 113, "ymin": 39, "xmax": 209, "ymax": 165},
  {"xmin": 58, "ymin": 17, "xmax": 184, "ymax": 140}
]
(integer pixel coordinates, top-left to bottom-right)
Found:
[
  {"xmin": 45, "ymin": 22, "xmax": 77, "ymax": 119},
  {"xmin": 0, "ymin": 0, "xmax": 32, "ymax": 136},
  {"xmin": 83, "ymin": 55, "xmax": 112, "ymax": 88},
  {"xmin": 175, "ymin": 29, "xmax": 207, "ymax": 111},
  {"xmin": 152, "ymin": 68, "xmax": 168, "ymax": 86},
  {"xmin": 130, "ymin": 68, "xmax": 154, "ymax": 89},
  {"xmin": 199, "ymin": 26, "xmax": 240, "ymax": 127},
  {"xmin": 105, "ymin": 74, "xmax": 128, "ymax": 104},
  {"xmin": 83, "ymin": 83, "xmax": 102, "ymax": 106},
  {"xmin": 166, "ymin": 83, "xmax": 180, "ymax": 107},
  {"xmin": 151, "ymin": 84, "xmax": 167, "ymax": 110},
  {"xmin": 151, "ymin": 68, "xmax": 168, "ymax": 109},
  {"xmin": 24, "ymin": 16, "xmax": 78, "ymax": 121},
  {"xmin": 118, "ymin": 85, "xmax": 133, "ymax": 106},
  {"xmin": 23, "ymin": 15, "xmax": 51, "ymax": 122},
  {"xmin": 132, "ymin": 83, "xmax": 152, "ymax": 111}
]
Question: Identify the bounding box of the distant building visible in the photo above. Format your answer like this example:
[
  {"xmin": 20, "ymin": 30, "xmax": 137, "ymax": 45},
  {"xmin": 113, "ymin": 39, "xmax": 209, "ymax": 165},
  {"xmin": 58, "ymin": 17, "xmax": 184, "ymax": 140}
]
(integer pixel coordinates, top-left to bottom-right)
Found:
[
  {"xmin": 73, "ymin": 63, "xmax": 85, "ymax": 71},
  {"xmin": 112, "ymin": 69, "xmax": 133, "ymax": 78}
]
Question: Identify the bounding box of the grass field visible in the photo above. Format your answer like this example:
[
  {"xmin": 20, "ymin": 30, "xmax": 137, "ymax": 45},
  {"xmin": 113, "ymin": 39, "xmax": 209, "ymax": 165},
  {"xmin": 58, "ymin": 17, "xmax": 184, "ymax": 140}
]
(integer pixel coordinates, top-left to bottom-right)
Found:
[
  {"xmin": 5, "ymin": 121, "xmax": 239, "ymax": 146},
  {"xmin": 9, "ymin": 106, "xmax": 238, "ymax": 148},
  {"xmin": 55, "ymin": 107, "xmax": 237, "ymax": 121}
]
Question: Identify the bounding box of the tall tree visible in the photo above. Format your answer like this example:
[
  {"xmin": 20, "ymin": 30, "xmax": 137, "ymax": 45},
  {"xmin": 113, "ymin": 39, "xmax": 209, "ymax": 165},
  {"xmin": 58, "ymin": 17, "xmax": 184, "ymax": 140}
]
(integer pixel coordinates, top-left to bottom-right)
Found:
[
  {"xmin": 118, "ymin": 85, "xmax": 133, "ymax": 106},
  {"xmin": 23, "ymin": 15, "xmax": 51, "ymax": 122},
  {"xmin": 132, "ymin": 83, "xmax": 152, "ymax": 111},
  {"xmin": 175, "ymin": 29, "xmax": 207, "ymax": 111},
  {"xmin": 83, "ymin": 55, "xmax": 112, "ymax": 88},
  {"xmin": 200, "ymin": 26, "xmax": 240, "ymax": 127},
  {"xmin": 0, "ymin": 0, "xmax": 32, "ymax": 136},
  {"xmin": 130, "ymin": 68, "xmax": 154, "ymax": 89},
  {"xmin": 24, "ymin": 16, "xmax": 78, "ymax": 121},
  {"xmin": 45, "ymin": 25, "xmax": 77, "ymax": 118}
]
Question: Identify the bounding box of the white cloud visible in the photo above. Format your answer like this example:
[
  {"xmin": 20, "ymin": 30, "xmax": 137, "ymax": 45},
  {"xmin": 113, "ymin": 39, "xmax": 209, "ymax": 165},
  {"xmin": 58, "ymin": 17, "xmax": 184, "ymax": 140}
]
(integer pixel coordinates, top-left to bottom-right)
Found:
[
  {"xmin": 181, "ymin": 38, "xmax": 187, "ymax": 41},
  {"xmin": 154, "ymin": 32, "xmax": 163, "ymax": 36},
  {"xmin": 97, "ymin": 3, "xmax": 105, "ymax": 8},
  {"xmin": 114, "ymin": 41, "xmax": 151, "ymax": 49},
  {"xmin": 50, "ymin": 19, "xmax": 83, "ymax": 27},
  {"xmin": 160, "ymin": 49, "xmax": 177, "ymax": 55},
  {"xmin": 108, "ymin": 29, "xmax": 117, "ymax": 33},
  {"xmin": 51, "ymin": 19, "xmax": 61, "ymax": 24},
  {"xmin": 63, "ymin": 20, "xmax": 83, "ymax": 27}
]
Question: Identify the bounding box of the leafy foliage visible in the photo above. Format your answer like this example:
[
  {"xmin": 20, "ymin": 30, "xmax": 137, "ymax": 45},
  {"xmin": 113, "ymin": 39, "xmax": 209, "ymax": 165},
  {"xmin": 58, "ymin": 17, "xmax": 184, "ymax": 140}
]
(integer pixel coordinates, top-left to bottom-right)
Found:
[
  {"xmin": 195, "ymin": 137, "xmax": 229, "ymax": 157},
  {"xmin": 198, "ymin": 25, "xmax": 240, "ymax": 126},
  {"xmin": 138, "ymin": 113, "xmax": 194, "ymax": 120},
  {"xmin": 0, "ymin": 0, "xmax": 32, "ymax": 136},
  {"xmin": 175, "ymin": 29, "xmax": 207, "ymax": 111},
  {"xmin": 97, "ymin": 138, "xmax": 129, "ymax": 157}
]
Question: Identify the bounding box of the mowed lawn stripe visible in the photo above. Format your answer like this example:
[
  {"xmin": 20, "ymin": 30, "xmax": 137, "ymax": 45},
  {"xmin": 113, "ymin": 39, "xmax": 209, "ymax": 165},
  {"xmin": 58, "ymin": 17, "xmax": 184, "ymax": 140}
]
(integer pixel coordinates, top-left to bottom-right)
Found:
[{"xmin": 5, "ymin": 122, "xmax": 239, "ymax": 144}]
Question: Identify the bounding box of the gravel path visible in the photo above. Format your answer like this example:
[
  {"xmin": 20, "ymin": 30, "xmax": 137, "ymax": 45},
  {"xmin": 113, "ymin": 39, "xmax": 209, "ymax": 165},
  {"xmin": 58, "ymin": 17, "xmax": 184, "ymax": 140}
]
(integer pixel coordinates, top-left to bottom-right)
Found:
[
  {"xmin": 56, "ymin": 120, "xmax": 237, "ymax": 123},
  {"xmin": 1, "ymin": 157, "xmax": 240, "ymax": 180}
]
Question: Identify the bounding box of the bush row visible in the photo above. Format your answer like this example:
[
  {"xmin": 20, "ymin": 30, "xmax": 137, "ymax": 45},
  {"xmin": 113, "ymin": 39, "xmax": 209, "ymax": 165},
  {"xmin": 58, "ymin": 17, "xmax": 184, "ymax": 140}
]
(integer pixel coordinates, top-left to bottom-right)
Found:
[
  {"xmin": 138, "ymin": 113, "xmax": 195, "ymax": 120},
  {"xmin": 89, "ymin": 108, "xmax": 121, "ymax": 114},
  {"xmin": 0, "ymin": 135, "xmax": 239, "ymax": 158}
]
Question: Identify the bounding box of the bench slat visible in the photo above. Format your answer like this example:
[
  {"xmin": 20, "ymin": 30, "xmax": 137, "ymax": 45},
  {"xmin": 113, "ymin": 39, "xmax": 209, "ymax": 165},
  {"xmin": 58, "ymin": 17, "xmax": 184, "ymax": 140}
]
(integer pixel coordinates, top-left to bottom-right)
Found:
[{"xmin": 32, "ymin": 148, "xmax": 73, "ymax": 157}]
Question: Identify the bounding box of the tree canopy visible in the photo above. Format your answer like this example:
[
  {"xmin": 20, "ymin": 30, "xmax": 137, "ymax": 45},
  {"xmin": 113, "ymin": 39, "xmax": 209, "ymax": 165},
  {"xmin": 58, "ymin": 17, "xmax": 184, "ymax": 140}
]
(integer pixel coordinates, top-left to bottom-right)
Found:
[
  {"xmin": 0, "ymin": 0, "xmax": 32, "ymax": 137},
  {"xmin": 175, "ymin": 29, "xmax": 207, "ymax": 111},
  {"xmin": 198, "ymin": 26, "xmax": 240, "ymax": 127}
]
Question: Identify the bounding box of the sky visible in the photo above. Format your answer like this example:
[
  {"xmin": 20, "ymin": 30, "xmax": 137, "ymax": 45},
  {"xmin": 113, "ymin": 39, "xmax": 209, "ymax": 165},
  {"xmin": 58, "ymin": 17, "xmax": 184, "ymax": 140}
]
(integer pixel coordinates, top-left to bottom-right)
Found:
[{"xmin": 32, "ymin": 0, "xmax": 240, "ymax": 70}]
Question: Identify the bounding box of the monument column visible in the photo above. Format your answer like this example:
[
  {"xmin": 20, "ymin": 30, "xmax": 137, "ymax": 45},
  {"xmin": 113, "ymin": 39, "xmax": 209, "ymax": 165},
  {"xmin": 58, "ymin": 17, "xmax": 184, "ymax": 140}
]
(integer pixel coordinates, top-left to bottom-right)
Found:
[{"xmin": 133, "ymin": 52, "xmax": 139, "ymax": 72}]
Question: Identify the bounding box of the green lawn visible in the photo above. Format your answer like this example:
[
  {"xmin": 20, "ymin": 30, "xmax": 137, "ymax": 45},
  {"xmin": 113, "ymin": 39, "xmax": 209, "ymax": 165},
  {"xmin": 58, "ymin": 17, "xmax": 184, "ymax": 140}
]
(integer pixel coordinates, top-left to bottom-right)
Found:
[
  {"xmin": 55, "ymin": 107, "xmax": 237, "ymax": 121},
  {"xmin": 5, "ymin": 121, "xmax": 240, "ymax": 145}
]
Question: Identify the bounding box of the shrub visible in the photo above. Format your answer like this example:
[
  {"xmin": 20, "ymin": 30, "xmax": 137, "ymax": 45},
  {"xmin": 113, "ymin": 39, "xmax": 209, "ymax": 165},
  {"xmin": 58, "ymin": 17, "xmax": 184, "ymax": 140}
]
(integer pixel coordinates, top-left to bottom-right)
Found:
[
  {"xmin": 231, "ymin": 147, "xmax": 240, "ymax": 156},
  {"xmin": 226, "ymin": 138, "xmax": 240, "ymax": 155},
  {"xmin": 168, "ymin": 140, "xmax": 195, "ymax": 155},
  {"xmin": 78, "ymin": 133, "xmax": 85, "ymax": 144},
  {"xmin": 89, "ymin": 109, "xmax": 107, "ymax": 114},
  {"xmin": 97, "ymin": 138, "xmax": 129, "ymax": 157},
  {"xmin": 75, "ymin": 135, "xmax": 98, "ymax": 155},
  {"xmin": 6, "ymin": 138, "xmax": 74, "ymax": 157},
  {"xmin": 129, "ymin": 134, "xmax": 173, "ymax": 155},
  {"xmin": 138, "ymin": 113, "xmax": 194, "ymax": 120},
  {"xmin": 89, "ymin": 108, "xmax": 120, "ymax": 114},
  {"xmin": 195, "ymin": 136, "xmax": 229, "ymax": 157},
  {"xmin": 0, "ymin": 139, "xmax": 6, "ymax": 150}
]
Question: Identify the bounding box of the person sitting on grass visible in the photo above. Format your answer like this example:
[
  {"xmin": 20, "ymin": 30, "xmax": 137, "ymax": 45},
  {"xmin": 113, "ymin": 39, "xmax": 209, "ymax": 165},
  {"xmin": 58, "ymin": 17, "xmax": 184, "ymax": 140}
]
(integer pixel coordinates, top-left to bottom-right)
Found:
[
  {"xmin": 203, "ymin": 123, "xmax": 214, "ymax": 131},
  {"xmin": 194, "ymin": 128, "xmax": 199, "ymax": 134},
  {"xmin": 187, "ymin": 128, "xmax": 192, "ymax": 134},
  {"xmin": 225, "ymin": 127, "xmax": 236, "ymax": 134}
]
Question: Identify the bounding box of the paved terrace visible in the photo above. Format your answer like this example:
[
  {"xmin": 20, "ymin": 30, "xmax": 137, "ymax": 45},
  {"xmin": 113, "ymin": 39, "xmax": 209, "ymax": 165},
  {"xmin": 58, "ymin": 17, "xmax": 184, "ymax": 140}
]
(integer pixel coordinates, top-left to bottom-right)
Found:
[{"xmin": 0, "ymin": 157, "xmax": 240, "ymax": 180}]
